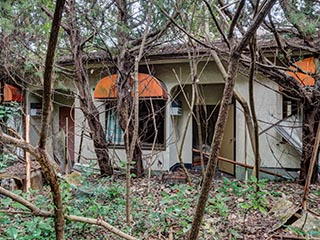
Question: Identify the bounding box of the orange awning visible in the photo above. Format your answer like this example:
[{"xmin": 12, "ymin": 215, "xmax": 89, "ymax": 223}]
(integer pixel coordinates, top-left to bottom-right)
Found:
[
  {"xmin": 286, "ymin": 57, "xmax": 315, "ymax": 86},
  {"xmin": 94, "ymin": 73, "xmax": 168, "ymax": 99},
  {"xmin": 3, "ymin": 84, "xmax": 23, "ymax": 102}
]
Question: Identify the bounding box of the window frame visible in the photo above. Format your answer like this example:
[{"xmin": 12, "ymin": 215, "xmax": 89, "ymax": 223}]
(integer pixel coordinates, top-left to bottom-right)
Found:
[{"xmin": 105, "ymin": 98, "xmax": 166, "ymax": 150}]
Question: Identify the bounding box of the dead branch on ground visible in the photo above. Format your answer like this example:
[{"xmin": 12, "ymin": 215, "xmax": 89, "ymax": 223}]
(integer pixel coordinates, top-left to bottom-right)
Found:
[{"xmin": 0, "ymin": 186, "xmax": 137, "ymax": 240}]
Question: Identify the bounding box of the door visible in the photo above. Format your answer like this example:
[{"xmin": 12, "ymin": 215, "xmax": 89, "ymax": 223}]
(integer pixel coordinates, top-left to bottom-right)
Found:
[
  {"xmin": 59, "ymin": 107, "xmax": 75, "ymax": 166},
  {"xmin": 219, "ymin": 104, "xmax": 235, "ymax": 174}
]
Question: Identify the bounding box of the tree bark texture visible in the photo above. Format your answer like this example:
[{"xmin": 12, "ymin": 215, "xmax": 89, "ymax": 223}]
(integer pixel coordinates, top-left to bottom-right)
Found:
[
  {"xmin": 117, "ymin": 70, "xmax": 144, "ymax": 177},
  {"xmin": 0, "ymin": 186, "xmax": 137, "ymax": 240},
  {"xmin": 300, "ymin": 100, "xmax": 319, "ymax": 184},
  {"xmin": 38, "ymin": 0, "xmax": 66, "ymax": 238},
  {"xmin": 72, "ymin": 43, "xmax": 113, "ymax": 176},
  {"xmin": 37, "ymin": 150, "xmax": 65, "ymax": 239},
  {"xmin": 189, "ymin": 53, "xmax": 240, "ymax": 240},
  {"xmin": 301, "ymin": 120, "xmax": 320, "ymax": 209},
  {"xmin": 116, "ymin": 0, "xmax": 144, "ymax": 177},
  {"xmin": 248, "ymin": 37, "xmax": 261, "ymax": 180},
  {"xmin": 39, "ymin": 0, "xmax": 65, "ymax": 150},
  {"xmin": 211, "ymin": 50, "xmax": 261, "ymax": 177},
  {"xmin": 189, "ymin": 1, "xmax": 277, "ymax": 238},
  {"xmin": 66, "ymin": 0, "xmax": 113, "ymax": 176}
]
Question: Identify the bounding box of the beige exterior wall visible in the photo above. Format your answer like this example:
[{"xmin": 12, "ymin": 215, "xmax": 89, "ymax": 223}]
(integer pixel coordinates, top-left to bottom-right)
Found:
[
  {"xmin": 154, "ymin": 61, "xmax": 226, "ymax": 170},
  {"xmin": 73, "ymin": 60, "xmax": 228, "ymax": 171},
  {"xmin": 234, "ymin": 76, "xmax": 300, "ymax": 169},
  {"xmin": 26, "ymin": 84, "xmax": 75, "ymax": 165},
  {"xmin": 25, "ymin": 57, "xmax": 301, "ymax": 175},
  {"xmin": 73, "ymin": 59, "xmax": 301, "ymax": 173}
]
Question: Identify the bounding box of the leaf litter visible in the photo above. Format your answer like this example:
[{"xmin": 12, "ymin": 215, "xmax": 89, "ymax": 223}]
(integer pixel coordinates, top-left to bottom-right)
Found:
[
  {"xmin": 1, "ymin": 170, "xmax": 320, "ymax": 239},
  {"xmin": 80, "ymin": 171, "xmax": 320, "ymax": 239}
]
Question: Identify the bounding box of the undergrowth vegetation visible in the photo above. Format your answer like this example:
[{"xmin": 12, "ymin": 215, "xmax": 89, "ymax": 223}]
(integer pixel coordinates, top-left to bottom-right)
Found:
[{"xmin": 0, "ymin": 172, "xmax": 319, "ymax": 239}]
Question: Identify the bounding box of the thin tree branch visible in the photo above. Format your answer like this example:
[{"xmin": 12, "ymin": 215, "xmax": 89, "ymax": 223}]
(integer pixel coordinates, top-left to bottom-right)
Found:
[
  {"xmin": 41, "ymin": 5, "xmax": 71, "ymax": 35},
  {"xmin": 235, "ymin": 0, "xmax": 276, "ymax": 54},
  {"xmin": 301, "ymin": 122, "xmax": 320, "ymax": 210},
  {"xmin": 39, "ymin": 0, "xmax": 66, "ymax": 149},
  {"xmin": 0, "ymin": 129, "xmax": 39, "ymax": 158},
  {"xmin": 65, "ymin": 215, "xmax": 137, "ymax": 240},
  {"xmin": 80, "ymin": 30, "xmax": 97, "ymax": 49},
  {"xmin": 248, "ymin": 37, "xmax": 261, "ymax": 180},
  {"xmin": 0, "ymin": 187, "xmax": 52, "ymax": 217},
  {"xmin": 137, "ymin": 0, "xmax": 154, "ymax": 61},
  {"xmin": 202, "ymin": 0, "xmax": 230, "ymax": 49},
  {"xmin": 284, "ymin": 39, "xmax": 320, "ymax": 54},
  {"xmin": 0, "ymin": 186, "xmax": 137, "ymax": 240},
  {"xmin": 227, "ymin": 0, "xmax": 245, "ymax": 40},
  {"xmin": 130, "ymin": 3, "xmax": 180, "ymax": 47},
  {"xmin": 159, "ymin": 7, "xmax": 224, "ymax": 52}
]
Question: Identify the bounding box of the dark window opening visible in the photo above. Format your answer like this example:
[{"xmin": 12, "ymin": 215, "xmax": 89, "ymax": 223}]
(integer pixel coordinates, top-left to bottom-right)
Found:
[
  {"xmin": 281, "ymin": 94, "xmax": 301, "ymax": 144},
  {"xmin": 105, "ymin": 99, "xmax": 166, "ymax": 149},
  {"xmin": 283, "ymin": 95, "xmax": 299, "ymax": 118}
]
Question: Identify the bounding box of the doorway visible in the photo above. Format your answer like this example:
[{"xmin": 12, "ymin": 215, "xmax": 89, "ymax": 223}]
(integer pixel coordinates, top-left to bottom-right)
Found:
[{"xmin": 192, "ymin": 104, "xmax": 235, "ymax": 175}]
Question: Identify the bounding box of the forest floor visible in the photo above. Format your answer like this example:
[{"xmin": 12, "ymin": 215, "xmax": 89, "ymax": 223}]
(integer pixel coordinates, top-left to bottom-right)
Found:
[
  {"xmin": 120, "ymin": 172, "xmax": 320, "ymax": 240},
  {"xmin": 0, "ymin": 170, "xmax": 320, "ymax": 240}
]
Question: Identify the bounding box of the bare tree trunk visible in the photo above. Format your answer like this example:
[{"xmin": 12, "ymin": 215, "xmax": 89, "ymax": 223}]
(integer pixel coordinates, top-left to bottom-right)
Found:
[
  {"xmin": 189, "ymin": 54, "xmax": 240, "ymax": 240},
  {"xmin": 249, "ymin": 1, "xmax": 261, "ymax": 181},
  {"xmin": 189, "ymin": 1, "xmax": 277, "ymax": 238},
  {"xmin": 211, "ymin": 50, "xmax": 261, "ymax": 178},
  {"xmin": 72, "ymin": 45, "xmax": 113, "ymax": 176},
  {"xmin": 116, "ymin": 0, "xmax": 144, "ymax": 178},
  {"xmin": 302, "ymin": 120, "xmax": 320, "ymax": 209},
  {"xmin": 125, "ymin": 57, "xmax": 140, "ymax": 225},
  {"xmin": 65, "ymin": 0, "xmax": 113, "ymax": 176},
  {"xmin": 37, "ymin": 0, "xmax": 66, "ymax": 238},
  {"xmin": 300, "ymin": 102, "xmax": 319, "ymax": 184},
  {"xmin": 116, "ymin": 66, "xmax": 144, "ymax": 177},
  {"xmin": 195, "ymin": 103, "xmax": 205, "ymax": 176},
  {"xmin": 248, "ymin": 42, "xmax": 260, "ymax": 180},
  {"xmin": 37, "ymin": 153, "xmax": 65, "ymax": 239}
]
